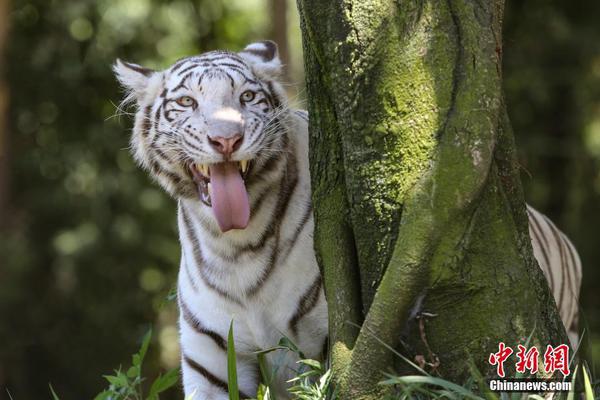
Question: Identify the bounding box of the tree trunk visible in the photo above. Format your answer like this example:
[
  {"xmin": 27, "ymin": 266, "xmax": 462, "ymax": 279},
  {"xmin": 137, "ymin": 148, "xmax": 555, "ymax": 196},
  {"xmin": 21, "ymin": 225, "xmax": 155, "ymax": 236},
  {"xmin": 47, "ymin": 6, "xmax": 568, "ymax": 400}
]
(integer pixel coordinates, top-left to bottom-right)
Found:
[
  {"xmin": 0, "ymin": 0, "xmax": 9, "ymax": 230},
  {"xmin": 269, "ymin": 0, "xmax": 289, "ymax": 80},
  {"xmin": 297, "ymin": 1, "xmax": 569, "ymax": 398}
]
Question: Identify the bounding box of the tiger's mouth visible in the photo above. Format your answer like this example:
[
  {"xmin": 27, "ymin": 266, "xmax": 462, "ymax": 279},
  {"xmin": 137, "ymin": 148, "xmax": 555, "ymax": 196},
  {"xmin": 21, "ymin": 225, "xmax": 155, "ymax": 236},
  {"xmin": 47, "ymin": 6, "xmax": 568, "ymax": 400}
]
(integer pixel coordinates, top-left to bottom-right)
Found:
[{"xmin": 188, "ymin": 160, "xmax": 252, "ymax": 232}]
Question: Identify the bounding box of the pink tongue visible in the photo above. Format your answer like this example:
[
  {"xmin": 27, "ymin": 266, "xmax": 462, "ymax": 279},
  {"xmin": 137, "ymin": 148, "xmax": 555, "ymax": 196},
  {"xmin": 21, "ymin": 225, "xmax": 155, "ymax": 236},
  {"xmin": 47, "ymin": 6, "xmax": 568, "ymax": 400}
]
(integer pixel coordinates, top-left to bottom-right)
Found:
[{"xmin": 209, "ymin": 162, "xmax": 250, "ymax": 232}]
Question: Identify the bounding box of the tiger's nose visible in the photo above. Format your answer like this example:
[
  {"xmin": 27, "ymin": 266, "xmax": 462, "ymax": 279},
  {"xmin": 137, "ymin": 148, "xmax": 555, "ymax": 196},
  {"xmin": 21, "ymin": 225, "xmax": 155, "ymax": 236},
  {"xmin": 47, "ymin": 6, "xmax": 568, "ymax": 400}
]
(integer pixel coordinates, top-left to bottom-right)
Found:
[{"xmin": 207, "ymin": 134, "xmax": 243, "ymax": 157}]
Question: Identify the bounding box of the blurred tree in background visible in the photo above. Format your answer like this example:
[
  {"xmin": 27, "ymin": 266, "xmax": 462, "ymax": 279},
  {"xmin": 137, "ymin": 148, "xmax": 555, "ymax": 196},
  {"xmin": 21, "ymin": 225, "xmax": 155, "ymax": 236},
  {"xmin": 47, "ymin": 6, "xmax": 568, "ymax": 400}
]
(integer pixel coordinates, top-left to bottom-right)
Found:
[
  {"xmin": 504, "ymin": 0, "xmax": 600, "ymax": 367},
  {"xmin": 0, "ymin": 0, "xmax": 597, "ymax": 399}
]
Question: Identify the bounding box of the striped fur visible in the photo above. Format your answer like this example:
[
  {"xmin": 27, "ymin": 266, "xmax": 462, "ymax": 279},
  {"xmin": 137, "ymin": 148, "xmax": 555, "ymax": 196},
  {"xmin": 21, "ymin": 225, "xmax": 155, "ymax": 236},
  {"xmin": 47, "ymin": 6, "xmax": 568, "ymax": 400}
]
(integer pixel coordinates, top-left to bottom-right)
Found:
[
  {"xmin": 527, "ymin": 205, "xmax": 582, "ymax": 346},
  {"xmin": 114, "ymin": 41, "xmax": 581, "ymax": 398},
  {"xmin": 114, "ymin": 41, "xmax": 327, "ymax": 399}
]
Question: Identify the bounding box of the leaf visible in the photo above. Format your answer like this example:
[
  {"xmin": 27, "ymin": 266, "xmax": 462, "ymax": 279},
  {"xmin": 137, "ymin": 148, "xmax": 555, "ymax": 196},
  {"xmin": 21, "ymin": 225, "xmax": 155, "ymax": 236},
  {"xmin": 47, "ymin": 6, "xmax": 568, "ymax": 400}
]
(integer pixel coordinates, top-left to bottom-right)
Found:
[
  {"xmin": 137, "ymin": 329, "xmax": 152, "ymax": 366},
  {"xmin": 566, "ymin": 364, "xmax": 579, "ymax": 400},
  {"xmin": 380, "ymin": 376, "xmax": 487, "ymax": 400},
  {"xmin": 104, "ymin": 373, "xmax": 128, "ymax": 388},
  {"xmin": 133, "ymin": 354, "xmax": 141, "ymax": 367},
  {"xmin": 582, "ymin": 365, "xmax": 594, "ymax": 400},
  {"xmin": 227, "ymin": 320, "xmax": 240, "ymax": 400},
  {"xmin": 257, "ymin": 352, "xmax": 277, "ymax": 400},
  {"xmin": 276, "ymin": 337, "xmax": 305, "ymax": 358},
  {"xmin": 49, "ymin": 383, "xmax": 61, "ymax": 400},
  {"xmin": 93, "ymin": 391, "xmax": 112, "ymax": 400},
  {"xmin": 297, "ymin": 359, "xmax": 322, "ymax": 371},
  {"xmin": 255, "ymin": 383, "xmax": 267, "ymax": 400},
  {"xmin": 127, "ymin": 366, "xmax": 139, "ymax": 378},
  {"xmin": 147, "ymin": 367, "xmax": 181, "ymax": 399},
  {"xmin": 466, "ymin": 358, "xmax": 498, "ymax": 400}
]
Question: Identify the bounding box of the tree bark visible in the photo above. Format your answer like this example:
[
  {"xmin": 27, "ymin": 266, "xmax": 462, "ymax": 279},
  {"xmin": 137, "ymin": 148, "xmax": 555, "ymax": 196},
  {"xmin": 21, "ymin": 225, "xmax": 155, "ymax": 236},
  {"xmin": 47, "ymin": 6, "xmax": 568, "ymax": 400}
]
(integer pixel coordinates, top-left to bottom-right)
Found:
[{"xmin": 297, "ymin": 1, "xmax": 569, "ymax": 399}]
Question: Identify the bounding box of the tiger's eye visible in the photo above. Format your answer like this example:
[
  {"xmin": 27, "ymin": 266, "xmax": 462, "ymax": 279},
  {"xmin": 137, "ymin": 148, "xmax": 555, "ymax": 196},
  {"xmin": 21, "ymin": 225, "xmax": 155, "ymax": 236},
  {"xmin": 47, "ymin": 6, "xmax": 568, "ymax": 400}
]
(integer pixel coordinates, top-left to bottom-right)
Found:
[
  {"xmin": 240, "ymin": 90, "xmax": 256, "ymax": 103},
  {"xmin": 176, "ymin": 96, "xmax": 196, "ymax": 107}
]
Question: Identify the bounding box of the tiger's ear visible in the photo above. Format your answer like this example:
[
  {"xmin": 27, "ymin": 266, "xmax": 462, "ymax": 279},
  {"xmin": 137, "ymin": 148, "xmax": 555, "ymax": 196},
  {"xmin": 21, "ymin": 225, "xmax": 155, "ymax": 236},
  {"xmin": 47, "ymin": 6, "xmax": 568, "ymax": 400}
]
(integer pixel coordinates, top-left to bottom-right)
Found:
[
  {"xmin": 239, "ymin": 41, "xmax": 282, "ymax": 80},
  {"xmin": 113, "ymin": 59, "xmax": 158, "ymax": 103}
]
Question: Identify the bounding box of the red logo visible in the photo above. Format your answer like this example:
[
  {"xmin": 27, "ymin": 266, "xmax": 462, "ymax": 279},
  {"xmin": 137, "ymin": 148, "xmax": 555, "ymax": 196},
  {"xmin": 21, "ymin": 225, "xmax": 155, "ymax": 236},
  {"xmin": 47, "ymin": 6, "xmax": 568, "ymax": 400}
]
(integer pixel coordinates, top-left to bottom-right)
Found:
[
  {"xmin": 488, "ymin": 343, "xmax": 570, "ymax": 377},
  {"xmin": 516, "ymin": 345, "xmax": 539, "ymax": 374},
  {"xmin": 488, "ymin": 342, "xmax": 513, "ymax": 377},
  {"xmin": 543, "ymin": 344, "xmax": 570, "ymax": 376}
]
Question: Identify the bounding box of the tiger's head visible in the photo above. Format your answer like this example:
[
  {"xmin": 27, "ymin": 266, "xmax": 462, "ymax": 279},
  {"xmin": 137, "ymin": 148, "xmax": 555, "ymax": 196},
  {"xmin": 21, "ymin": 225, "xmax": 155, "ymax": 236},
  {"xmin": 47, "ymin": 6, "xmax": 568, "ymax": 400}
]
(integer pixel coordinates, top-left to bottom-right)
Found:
[{"xmin": 114, "ymin": 41, "xmax": 289, "ymax": 232}]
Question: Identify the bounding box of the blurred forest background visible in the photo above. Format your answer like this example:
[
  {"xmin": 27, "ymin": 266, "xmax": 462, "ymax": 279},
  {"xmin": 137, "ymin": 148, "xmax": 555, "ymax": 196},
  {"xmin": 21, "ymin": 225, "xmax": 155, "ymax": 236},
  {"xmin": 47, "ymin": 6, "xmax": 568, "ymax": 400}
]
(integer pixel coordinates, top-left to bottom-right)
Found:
[{"xmin": 0, "ymin": 0, "xmax": 598, "ymax": 398}]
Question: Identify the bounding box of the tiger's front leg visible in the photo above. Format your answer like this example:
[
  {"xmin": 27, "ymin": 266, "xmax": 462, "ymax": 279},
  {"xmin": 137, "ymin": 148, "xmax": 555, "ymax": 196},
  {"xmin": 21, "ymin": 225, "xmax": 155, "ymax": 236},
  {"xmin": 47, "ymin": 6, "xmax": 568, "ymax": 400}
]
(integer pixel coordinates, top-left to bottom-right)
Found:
[{"xmin": 179, "ymin": 312, "xmax": 259, "ymax": 400}]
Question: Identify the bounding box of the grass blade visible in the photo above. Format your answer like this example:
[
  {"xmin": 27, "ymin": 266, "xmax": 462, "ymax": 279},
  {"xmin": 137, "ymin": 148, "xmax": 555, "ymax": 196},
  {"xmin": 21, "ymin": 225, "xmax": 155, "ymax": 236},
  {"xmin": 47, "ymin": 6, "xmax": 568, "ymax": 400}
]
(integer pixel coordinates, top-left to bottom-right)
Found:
[
  {"xmin": 257, "ymin": 352, "xmax": 277, "ymax": 400},
  {"xmin": 49, "ymin": 384, "xmax": 60, "ymax": 400},
  {"xmin": 466, "ymin": 359, "xmax": 499, "ymax": 400},
  {"xmin": 582, "ymin": 365, "xmax": 594, "ymax": 400},
  {"xmin": 227, "ymin": 320, "xmax": 240, "ymax": 400},
  {"xmin": 566, "ymin": 364, "xmax": 579, "ymax": 400},
  {"xmin": 381, "ymin": 375, "xmax": 487, "ymax": 400}
]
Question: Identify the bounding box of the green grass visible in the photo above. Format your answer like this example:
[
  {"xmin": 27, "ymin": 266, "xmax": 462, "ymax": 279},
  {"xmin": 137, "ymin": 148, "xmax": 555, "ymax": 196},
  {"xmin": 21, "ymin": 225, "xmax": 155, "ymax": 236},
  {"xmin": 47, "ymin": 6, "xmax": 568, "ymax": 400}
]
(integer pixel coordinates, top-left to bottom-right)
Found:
[
  {"xmin": 47, "ymin": 324, "xmax": 598, "ymax": 400},
  {"xmin": 228, "ymin": 321, "xmax": 240, "ymax": 400},
  {"xmin": 49, "ymin": 329, "xmax": 180, "ymax": 400}
]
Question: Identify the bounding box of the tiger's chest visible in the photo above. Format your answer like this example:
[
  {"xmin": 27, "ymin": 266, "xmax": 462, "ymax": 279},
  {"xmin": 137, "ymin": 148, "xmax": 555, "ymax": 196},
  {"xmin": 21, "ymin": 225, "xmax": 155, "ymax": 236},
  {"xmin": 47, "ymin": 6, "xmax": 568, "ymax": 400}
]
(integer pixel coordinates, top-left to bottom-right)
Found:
[{"xmin": 177, "ymin": 193, "xmax": 327, "ymax": 358}]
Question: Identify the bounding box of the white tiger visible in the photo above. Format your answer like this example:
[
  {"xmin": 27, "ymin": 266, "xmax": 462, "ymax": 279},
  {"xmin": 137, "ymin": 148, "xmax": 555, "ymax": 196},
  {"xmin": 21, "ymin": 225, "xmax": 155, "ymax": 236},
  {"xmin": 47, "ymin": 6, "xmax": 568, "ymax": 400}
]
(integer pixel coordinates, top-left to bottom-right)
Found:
[
  {"xmin": 527, "ymin": 205, "xmax": 582, "ymax": 346},
  {"xmin": 114, "ymin": 40, "xmax": 581, "ymax": 399},
  {"xmin": 115, "ymin": 41, "xmax": 327, "ymax": 399}
]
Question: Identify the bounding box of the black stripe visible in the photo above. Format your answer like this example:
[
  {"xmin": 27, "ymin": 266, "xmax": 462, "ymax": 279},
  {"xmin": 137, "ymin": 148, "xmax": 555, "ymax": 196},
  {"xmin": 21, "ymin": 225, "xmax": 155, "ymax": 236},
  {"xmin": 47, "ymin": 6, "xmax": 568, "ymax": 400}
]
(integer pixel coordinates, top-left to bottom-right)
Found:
[
  {"xmin": 258, "ymin": 88, "xmax": 276, "ymax": 109},
  {"xmin": 150, "ymin": 160, "xmax": 182, "ymax": 183},
  {"xmin": 545, "ymin": 217, "xmax": 568, "ymax": 310},
  {"xmin": 559, "ymin": 235, "xmax": 574, "ymax": 302},
  {"xmin": 182, "ymin": 135, "xmax": 204, "ymax": 152},
  {"xmin": 183, "ymin": 260, "xmax": 199, "ymax": 292},
  {"xmin": 564, "ymin": 238, "xmax": 580, "ymax": 328},
  {"xmin": 321, "ymin": 335, "xmax": 329, "ymax": 360},
  {"xmin": 150, "ymin": 161, "xmax": 182, "ymax": 184},
  {"xmin": 528, "ymin": 209, "xmax": 554, "ymax": 290},
  {"xmin": 173, "ymin": 71, "xmax": 193, "ymax": 91},
  {"xmin": 242, "ymin": 41, "xmax": 276, "ymax": 61},
  {"xmin": 251, "ymin": 131, "xmax": 288, "ymax": 178},
  {"xmin": 183, "ymin": 355, "xmax": 252, "ymax": 399},
  {"xmin": 266, "ymin": 81, "xmax": 281, "ymax": 108},
  {"xmin": 215, "ymin": 65, "xmax": 256, "ymax": 83},
  {"xmin": 180, "ymin": 206, "xmax": 244, "ymax": 306},
  {"xmin": 288, "ymin": 274, "xmax": 322, "ymax": 336},
  {"xmin": 294, "ymin": 110, "xmax": 309, "ymax": 122},
  {"xmin": 123, "ymin": 61, "xmax": 154, "ymax": 77},
  {"xmin": 152, "ymin": 146, "xmax": 172, "ymax": 163},
  {"xmin": 141, "ymin": 105, "xmax": 152, "ymax": 137},
  {"xmin": 153, "ymin": 104, "xmax": 162, "ymax": 131},
  {"xmin": 563, "ymin": 234, "xmax": 579, "ymax": 287},
  {"xmin": 569, "ymin": 311, "xmax": 579, "ymax": 337},
  {"xmin": 179, "ymin": 297, "xmax": 227, "ymax": 350},
  {"xmin": 245, "ymin": 123, "xmax": 268, "ymax": 149},
  {"xmin": 246, "ymin": 148, "xmax": 299, "ymax": 297},
  {"xmin": 250, "ymin": 185, "xmax": 274, "ymax": 218},
  {"xmin": 170, "ymin": 58, "xmax": 196, "ymax": 73},
  {"xmin": 200, "ymin": 54, "xmax": 247, "ymax": 66},
  {"xmin": 177, "ymin": 63, "xmax": 201, "ymax": 76}
]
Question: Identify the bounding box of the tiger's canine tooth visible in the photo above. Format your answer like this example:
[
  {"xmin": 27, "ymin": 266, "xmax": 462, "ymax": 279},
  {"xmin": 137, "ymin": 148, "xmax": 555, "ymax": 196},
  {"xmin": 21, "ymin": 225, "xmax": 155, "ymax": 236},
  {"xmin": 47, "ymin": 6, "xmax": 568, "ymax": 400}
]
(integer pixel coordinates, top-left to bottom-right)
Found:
[
  {"xmin": 240, "ymin": 160, "xmax": 248, "ymax": 173},
  {"xmin": 197, "ymin": 163, "xmax": 209, "ymax": 177}
]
